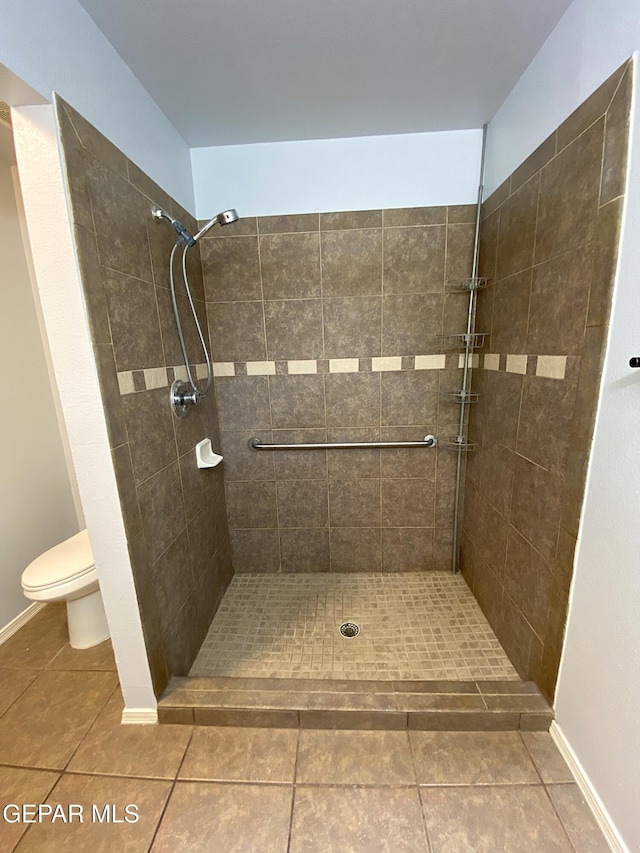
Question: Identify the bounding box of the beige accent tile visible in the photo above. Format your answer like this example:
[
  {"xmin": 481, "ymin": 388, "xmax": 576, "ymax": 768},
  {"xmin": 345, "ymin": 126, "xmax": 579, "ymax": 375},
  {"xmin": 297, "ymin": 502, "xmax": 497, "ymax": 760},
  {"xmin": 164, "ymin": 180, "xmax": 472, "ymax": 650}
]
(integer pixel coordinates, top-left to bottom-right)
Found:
[
  {"xmin": 195, "ymin": 362, "xmax": 208, "ymax": 379},
  {"xmin": 372, "ymin": 356, "xmax": 402, "ymax": 371},
  {"xmin": 329, "ymin": 358, "xmax": 360, "ymax": 373},
  {"xmin": 143, "ymin": 366, "xmax": 168, "ymax": 389},
  {"xmin": 179, "ymin": 726, "xmax": 297, "ymax": 782},
  {"xmin": 173, "ymin": 364, "xmax": 189, "ymax": 381},
  {"xmin": 153, "ymin": 782, "xmax": 293, "ymax": 852},
  {"xmin": 506, "ymin": 354, "xmax": 528, "ymax": 374},
  {"xmin": 411, "ymin": 731, "xmax": 538, "ymax": 784},
  {"xmin": 246, "ymin": 360, "xmax": 276, "ymax": 375},
  {"xmin": 288, "ymin": 359, "xmax": 317, "ymax": 374},
  {"xmin": 117, "ymin": 371, "xmax": 135, "ymax": 394},
  {"xmin": 212, "ymin": 361, "xmax": 235, "ymax": 376},
  {"xmin": 536, "ymin": 355, "xmax": 567, "ymax": 380},
  {"xmin": 415, "ymin": 354, "xmax": 446, "ymax": 370},
  {"xmin": 484, "ymin": 353, "xmax": 500, "ymax": 371},
  {"xmin": 297, "ymin": 730, "xmax": 414, "ymax": 784},
  {"xmin": 458, "ymin": 353, "xmax": 479, "ymax": 368}
]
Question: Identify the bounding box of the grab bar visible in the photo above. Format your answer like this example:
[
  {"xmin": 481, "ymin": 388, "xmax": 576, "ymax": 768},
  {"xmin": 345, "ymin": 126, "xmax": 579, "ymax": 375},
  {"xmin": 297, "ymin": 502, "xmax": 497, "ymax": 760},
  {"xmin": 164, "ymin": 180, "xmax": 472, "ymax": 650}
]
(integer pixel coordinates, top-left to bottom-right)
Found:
[{"xmin": 249, "ymin": 435, "xmax": 437, "ymax": 451}]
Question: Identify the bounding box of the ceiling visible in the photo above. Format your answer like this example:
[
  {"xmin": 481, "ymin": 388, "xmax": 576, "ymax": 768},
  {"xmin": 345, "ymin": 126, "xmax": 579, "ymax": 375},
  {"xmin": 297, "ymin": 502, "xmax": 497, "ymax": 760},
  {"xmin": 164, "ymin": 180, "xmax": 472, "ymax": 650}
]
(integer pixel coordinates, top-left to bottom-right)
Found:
[{"xmin": 77, "ymin": 0, "xmax": 572, "ymax": 148}]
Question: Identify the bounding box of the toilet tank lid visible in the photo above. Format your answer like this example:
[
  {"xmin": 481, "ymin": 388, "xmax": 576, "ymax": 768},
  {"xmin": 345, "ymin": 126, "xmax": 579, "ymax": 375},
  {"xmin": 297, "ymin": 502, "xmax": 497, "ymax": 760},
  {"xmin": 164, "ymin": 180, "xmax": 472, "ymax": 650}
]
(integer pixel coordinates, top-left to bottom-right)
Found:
[{"xmin": 22, "ymin": 530, "xmax": 95, "ymax": 590}]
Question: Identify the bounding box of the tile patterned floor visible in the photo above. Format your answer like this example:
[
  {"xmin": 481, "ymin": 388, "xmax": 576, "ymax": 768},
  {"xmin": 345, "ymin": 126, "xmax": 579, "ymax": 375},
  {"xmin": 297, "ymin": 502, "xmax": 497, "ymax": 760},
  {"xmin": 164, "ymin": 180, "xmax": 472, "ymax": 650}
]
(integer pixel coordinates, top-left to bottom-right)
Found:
[
  {"xmin": 191, "ymin": 572, "xmax": 520, "ymax": 680},
  {"xmin": 0, "ymin": 604, "xmax": 610, "ymax": 851}
]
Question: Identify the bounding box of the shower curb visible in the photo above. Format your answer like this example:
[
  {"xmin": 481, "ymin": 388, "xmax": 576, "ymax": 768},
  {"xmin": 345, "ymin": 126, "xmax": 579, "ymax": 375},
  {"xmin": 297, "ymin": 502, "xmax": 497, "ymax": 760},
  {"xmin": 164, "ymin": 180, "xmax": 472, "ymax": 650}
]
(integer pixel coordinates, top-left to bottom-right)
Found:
[{"xmin": 158, "ymin": 677, "xmax": 552, "ymax": 731}]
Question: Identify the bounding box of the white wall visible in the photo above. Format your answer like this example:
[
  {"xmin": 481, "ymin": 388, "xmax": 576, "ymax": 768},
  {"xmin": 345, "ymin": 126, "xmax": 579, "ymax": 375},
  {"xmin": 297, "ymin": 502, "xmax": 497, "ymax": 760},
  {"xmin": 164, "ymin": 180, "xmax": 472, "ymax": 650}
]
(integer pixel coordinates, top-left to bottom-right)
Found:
[
  {"xmin": 12, "ymin": 105, "xmax": 156, "ymax": 713},
  {"xmin": 0, "ymin": 0, "xmax": 194, "ymax": 211},
  {"xmin": 0, "ymin": 138, "xmax": 80, "ymax": 629},
  {"xmin": 486, "ymin": 2, "xmax": 640, "ymax": 850},
  {"xmin": 191, "ymin": 129, "xmax": 483, "ymax": 218}
]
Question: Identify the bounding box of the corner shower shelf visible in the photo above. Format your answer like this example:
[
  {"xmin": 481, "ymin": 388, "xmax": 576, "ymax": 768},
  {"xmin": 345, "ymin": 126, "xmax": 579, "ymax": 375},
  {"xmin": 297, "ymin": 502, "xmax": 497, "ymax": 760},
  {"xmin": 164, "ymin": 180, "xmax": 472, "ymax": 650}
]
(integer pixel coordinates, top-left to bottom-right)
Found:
[
  {"xmin": 441, "ymin": 390, "xmax": 479, "ymax": 403},
  {"xmin": 440, "ymin": 333, "xmax": 487, "ymax": 351},
  {"xmin": 445, "ymin": 277, "xmax": 489, "ymax": 292},
  {"xmin": 441, "ymin": 435, "xmax": 476, "ymax": 452}
]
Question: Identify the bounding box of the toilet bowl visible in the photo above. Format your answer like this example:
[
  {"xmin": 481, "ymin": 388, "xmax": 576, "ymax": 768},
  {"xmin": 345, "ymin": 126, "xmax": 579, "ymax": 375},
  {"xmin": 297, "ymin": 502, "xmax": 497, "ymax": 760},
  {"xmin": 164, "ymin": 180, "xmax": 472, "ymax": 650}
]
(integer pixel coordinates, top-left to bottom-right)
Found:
[{"xmin": 21, "ymin": 530, "xmax": 110, "ymax": 649}]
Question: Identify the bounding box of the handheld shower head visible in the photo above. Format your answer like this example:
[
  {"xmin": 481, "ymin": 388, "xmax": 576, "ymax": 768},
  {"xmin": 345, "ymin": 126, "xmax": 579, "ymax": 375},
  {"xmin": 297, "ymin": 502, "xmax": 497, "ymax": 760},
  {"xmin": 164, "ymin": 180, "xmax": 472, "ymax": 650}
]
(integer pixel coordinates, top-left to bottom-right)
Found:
[{"xmin": 192, "ymin": 209, "xmax": 239, "ymax": 243}]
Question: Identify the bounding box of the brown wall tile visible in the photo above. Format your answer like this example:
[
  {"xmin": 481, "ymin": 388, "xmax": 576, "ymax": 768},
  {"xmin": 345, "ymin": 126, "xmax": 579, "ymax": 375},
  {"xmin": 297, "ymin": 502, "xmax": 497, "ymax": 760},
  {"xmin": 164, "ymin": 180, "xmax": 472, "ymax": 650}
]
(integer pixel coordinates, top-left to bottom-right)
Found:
[
  {"xmin": 601, "ymin": 65, "xmax": 632, "ymax": 204},
  {"xmin": 329, "ymin": 479, "xmax": 381, "ymax": 527},
  {"xmin": 496, "ymin": 175, "xmax": 539, "ymax": 279},
  {"xmin": 269, "ymin": 375, "xmax": 326, "ymax": 428},
  {"xmin": 201, "ymin": 236, "xmax": 262, "ymax": 302},
  {"xmin": 323, "ymin": 296, "xmax": 382, "ymax": 357},
  {"xmin": 383, "ymin": 226, "xmax": 445, "ymax": 293},
  {"xmin": 325, "ymin": 373, "xmax": 380, "ymax": 428},
  {"xmin": 536, "ymin": 119, "xmax": 604, "ymax": 263},
  {"xmin": 260, "ymin": 232, "xmax": 321, "ymax": 299},
  {"xmin": 277, "ymin": 480, "xmax": 329, "ymax": 528},
  {"xmin": 527, "ymin": 245, "xmax": 594, "ymax": 355},
  {"xmin": 330, "ymin": 528, "xmax": 382, "ymax": 571},
  {"xmin": 208, "ymin": 301, "xmax": 267, "ymax": 362},
  {"xmin": 321, "ymin": 229, "xmax": 382, "ymax": 296},
  {"xmin": 264, "ymin": 299, "xmax": 323, "ymax": 359}
]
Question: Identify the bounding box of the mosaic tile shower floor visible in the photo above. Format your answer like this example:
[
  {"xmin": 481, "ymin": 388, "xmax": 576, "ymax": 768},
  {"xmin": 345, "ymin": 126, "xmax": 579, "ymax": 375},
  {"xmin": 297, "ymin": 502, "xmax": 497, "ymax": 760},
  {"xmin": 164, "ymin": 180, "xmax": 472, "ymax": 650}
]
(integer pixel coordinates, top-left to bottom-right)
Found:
[{"xmin": 190, "ymin": 573, "xmax": 519, "ymax": 680}]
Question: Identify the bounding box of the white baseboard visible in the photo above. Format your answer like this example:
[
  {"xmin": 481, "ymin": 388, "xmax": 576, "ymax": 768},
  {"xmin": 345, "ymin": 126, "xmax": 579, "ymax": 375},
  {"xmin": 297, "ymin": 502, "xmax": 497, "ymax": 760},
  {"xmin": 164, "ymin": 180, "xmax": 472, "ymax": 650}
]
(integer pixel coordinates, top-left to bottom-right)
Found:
[
  {"xmin": 549, "ymin": 721, "xmax": 629, "ymax": 853},
  {"xmin": 0, "ymin": 602, "xmax": 46, "ymax": 646},
  {"xmin": 121, "ymin": 707, "xmax": 158, "ymax": 725}
]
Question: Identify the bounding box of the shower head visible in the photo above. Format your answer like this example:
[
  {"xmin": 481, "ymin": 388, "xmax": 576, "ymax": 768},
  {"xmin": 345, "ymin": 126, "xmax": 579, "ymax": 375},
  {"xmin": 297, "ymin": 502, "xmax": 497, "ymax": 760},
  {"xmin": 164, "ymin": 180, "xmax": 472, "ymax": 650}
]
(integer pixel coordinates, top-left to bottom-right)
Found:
[{"xmin": 192, "ymin": 209, "xmax": 239, "ymax": 243}]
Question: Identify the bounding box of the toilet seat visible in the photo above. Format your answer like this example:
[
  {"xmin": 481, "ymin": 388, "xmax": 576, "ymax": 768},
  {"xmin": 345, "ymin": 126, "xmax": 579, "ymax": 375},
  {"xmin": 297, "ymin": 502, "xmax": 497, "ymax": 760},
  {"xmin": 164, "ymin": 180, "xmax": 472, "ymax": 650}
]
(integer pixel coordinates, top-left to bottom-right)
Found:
[{"xmin": 22, "ymin": 530, "xmax": 97, "ymax": 601}]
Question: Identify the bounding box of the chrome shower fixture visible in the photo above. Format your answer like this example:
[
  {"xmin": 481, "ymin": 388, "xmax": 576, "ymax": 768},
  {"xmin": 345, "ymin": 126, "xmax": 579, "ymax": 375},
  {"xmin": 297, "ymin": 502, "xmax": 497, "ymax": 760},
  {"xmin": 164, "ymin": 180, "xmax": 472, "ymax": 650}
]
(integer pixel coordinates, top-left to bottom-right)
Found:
[
  {"xmin": 152, "ymin": 204, "xmax": 239, "ymax": 418},
  {"xmin": 151, "ymin": 206, "xmax": 192, "ymax": 245},
  {"xmin": 192, "ymin": 209, "xmax": 239, "ymax": 242},
  {"xmin": 152, "ymin": 206, "xmax": 238, "ymax": 246}
]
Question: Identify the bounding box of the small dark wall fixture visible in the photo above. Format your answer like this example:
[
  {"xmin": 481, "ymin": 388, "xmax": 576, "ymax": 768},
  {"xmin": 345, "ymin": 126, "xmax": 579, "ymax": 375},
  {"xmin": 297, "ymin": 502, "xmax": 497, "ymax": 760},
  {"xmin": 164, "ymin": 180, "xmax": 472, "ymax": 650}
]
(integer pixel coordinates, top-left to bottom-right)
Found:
[
  {"xmin": 55, "ymin": 98, "xmax": 233, "ymax": 696},
  {"xmin": 461, "ymin": 60, "xmax": 632, "ymax": 702}
]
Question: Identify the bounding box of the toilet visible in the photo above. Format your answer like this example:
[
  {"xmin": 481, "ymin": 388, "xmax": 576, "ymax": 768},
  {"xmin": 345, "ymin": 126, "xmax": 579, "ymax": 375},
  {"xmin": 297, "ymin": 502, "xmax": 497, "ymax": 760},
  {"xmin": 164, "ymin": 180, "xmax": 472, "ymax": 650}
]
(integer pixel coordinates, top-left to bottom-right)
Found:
[{"xmin": 21, "ymin": 530, "xmax": 110, "ymax": 649}]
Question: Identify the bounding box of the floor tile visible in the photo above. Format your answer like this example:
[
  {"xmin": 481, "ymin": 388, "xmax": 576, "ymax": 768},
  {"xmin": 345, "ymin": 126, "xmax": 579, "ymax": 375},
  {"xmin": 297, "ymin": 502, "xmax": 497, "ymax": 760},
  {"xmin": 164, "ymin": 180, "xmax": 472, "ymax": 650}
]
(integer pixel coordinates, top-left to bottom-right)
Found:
[
  {"xmin": 522, "ymin": 731, "xmax": 574, "ymax": 783},
  {"xmin": 14, "ymin": 772, "xmax": 171, "ymax": 852},
  {"xmin": 421, "ymin": 785, "xmax": 573, "ymax": 852},
  {"xmin": 152, "ymin": 782, "xmax": 293, "ymax": 852},
  {"xmin": 67, "ymin": 691, "xmax": 193, "ymax": 779},
  {"xmin": 178, "ymin": 726, "xmax": 298, "ymax": 783},
  {"xmin": 411, "ymin": 731, "xmax": 539, "ymax": 785},
  {"xmin": 547, "ymin": 784, "xmax": 610, "ymax": 852},
  {"xmin": 296, "ymin": 730, "xmax": 415, "ymax": 785},
  {"xmin": 0, "ymin": 668, "xmax": 38, "ymax": 717},
  {"xmin": 0, "ymin": 670, "xmax": 117, "ymax": 769},
  {"xmin": 191, "ymin": 572, "xmax": 519, "ymax": 681},
  {"xmin": 46, "ymin": 640, "xmax": 117, "ymax": 672},
  {"xmin": 290, "ymin": 786, "xmax": 428, "ymax": 852},
  {"xmin": 0, "ymin": 767, "xmax": 59, "ymax": 851},
  {"xmin": 0, "ymin": 605, "xmax": 67, "ymax": 670}
]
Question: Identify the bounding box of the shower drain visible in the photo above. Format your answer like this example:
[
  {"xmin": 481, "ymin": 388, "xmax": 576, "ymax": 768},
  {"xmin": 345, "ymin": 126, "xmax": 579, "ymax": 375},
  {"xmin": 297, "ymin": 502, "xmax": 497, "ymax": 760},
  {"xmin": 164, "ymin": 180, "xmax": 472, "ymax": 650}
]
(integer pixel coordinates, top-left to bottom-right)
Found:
[{"xmin": 339, "ymin": 622, "xmax": 360, "ymax": 638}]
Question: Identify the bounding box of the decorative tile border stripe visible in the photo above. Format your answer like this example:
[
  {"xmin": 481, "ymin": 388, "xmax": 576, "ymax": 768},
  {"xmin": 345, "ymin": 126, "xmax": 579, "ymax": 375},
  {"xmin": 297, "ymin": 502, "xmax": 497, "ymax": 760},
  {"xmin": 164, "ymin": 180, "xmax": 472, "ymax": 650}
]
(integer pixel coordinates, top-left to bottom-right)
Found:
[
  {"xmin": 116, "ymin": 353, "xmax": 570, "ymax": 395},
  {"xmin": 479, "ymin": 353, "xmax": 568, "ymax": 380}
]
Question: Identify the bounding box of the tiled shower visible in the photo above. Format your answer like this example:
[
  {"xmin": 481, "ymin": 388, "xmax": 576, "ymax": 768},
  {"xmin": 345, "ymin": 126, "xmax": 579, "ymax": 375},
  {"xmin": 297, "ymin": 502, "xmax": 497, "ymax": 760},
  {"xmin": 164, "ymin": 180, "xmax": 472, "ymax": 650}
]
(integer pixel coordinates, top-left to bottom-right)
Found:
[{"xmin": 55, "ymin": 56, "xmax": 630, "ymax": 703}]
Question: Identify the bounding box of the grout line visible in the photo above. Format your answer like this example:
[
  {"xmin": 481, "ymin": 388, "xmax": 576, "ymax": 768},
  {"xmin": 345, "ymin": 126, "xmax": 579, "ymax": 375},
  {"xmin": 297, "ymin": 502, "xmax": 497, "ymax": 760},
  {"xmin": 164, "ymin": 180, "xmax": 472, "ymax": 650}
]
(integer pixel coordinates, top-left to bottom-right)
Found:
[
  {"xmin": 147, "ymin": 726, "xmax": 196, "ymax": 850},
  {"xmin": 61, "ymin": 681, "xmax": 121, "ymax": 773}
]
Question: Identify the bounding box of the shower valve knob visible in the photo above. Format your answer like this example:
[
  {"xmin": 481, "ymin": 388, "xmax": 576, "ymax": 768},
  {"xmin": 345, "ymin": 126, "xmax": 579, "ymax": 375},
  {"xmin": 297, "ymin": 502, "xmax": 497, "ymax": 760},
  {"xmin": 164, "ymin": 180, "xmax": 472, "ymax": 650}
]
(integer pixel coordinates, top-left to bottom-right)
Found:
[{"xmin": 630, "ymin": 357, "xmax": 640, "ymax": 368}]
